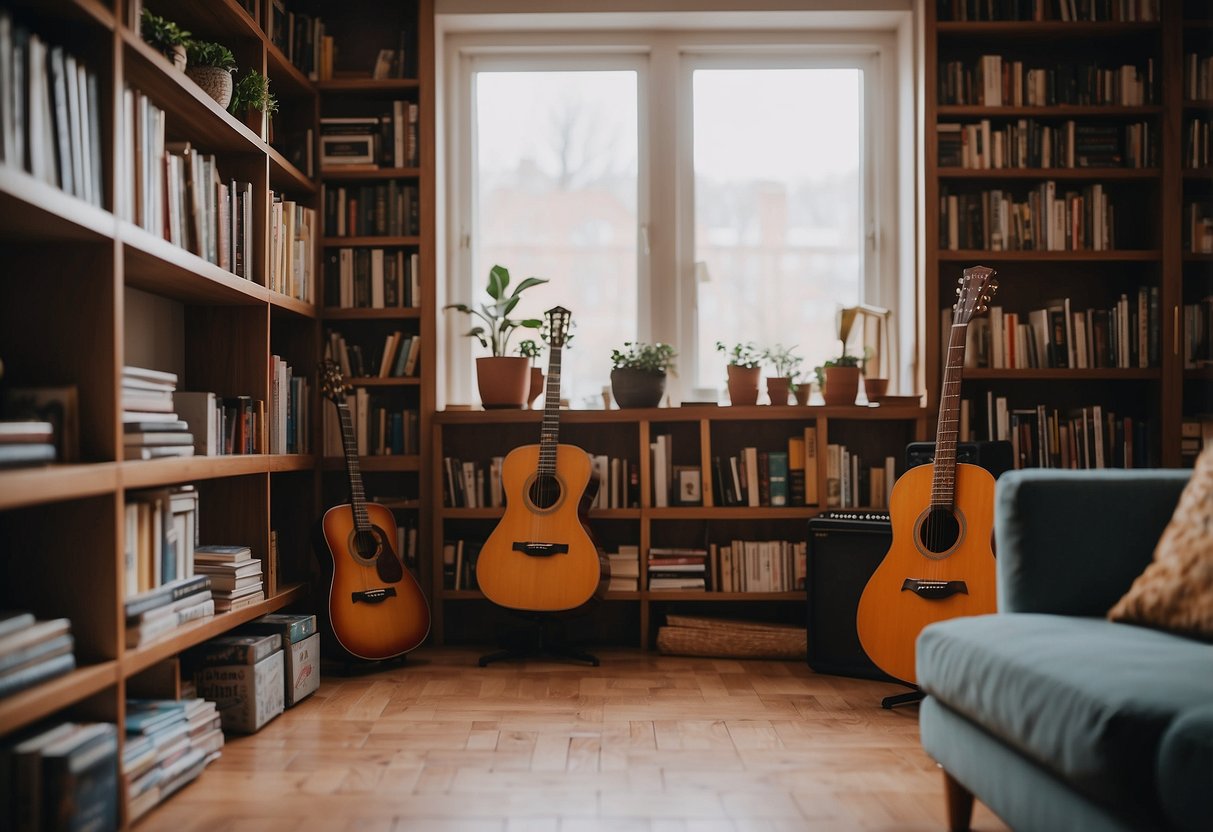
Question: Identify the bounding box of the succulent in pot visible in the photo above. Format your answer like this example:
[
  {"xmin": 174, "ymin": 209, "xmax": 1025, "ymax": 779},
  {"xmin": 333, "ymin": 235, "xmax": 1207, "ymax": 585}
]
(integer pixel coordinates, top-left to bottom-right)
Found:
[
  {"xmin": 716, "ymin": 341, "xmax": 762, "ymax": 406},
  {"xmin": 185, "ymin": 40, "xmax": 235, "ymax": 109},
  {"xmin": 140, "ymin": 9, "xmax": 190, "ymax": 71},
  {"xmin": 814, "ymin": 353, "xmax": 863, "ymax": 406},
  {"xmin": 609, "ymin": 342, "xmax": 676, "ymax": 409},
  {"xmin": 761, "ymin": 343, "xmax": 803, "ymax": 406}
]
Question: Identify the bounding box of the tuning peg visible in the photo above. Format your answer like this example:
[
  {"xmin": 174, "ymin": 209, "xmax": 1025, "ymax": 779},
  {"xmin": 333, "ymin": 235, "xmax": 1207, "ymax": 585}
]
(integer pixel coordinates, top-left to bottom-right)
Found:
[
  {"xmin": 957, "ymin": 276, "xmax": 964, "ymax": 285},
  {"xmin": 956, "ymin": 287, "xmax": 962, "ymax": 296}
]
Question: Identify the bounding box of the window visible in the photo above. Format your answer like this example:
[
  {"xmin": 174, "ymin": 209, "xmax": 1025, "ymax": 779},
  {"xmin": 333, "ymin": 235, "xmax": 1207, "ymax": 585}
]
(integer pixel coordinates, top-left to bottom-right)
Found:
[{"xmin": 445, "ymin": 28, "xmax": 904, "ymax": 405}]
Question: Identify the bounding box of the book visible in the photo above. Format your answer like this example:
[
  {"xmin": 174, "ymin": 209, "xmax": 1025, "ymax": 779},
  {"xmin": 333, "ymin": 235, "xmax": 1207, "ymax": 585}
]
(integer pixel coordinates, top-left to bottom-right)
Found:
[
  {"xmin": 123, "ymin": 575, "xmax": 211, "ymax": 619},
  {"xmin": 0, "ymin": 650, "xmax": 75, "ymax": 697},
  {"xmin": 767, "ymin": 451, "xmax": 789, "ymax": 507}
]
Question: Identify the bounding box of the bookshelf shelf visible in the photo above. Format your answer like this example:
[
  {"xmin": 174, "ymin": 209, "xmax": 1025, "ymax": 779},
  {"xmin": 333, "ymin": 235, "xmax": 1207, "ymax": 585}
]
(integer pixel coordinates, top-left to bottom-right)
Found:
[
  {"xmin": 0, "ymin": 464, "xmax": 120, "ymax": 512},
  {"xmin": 119, "ymin": 455, "xmax": 316, "ymax": 489},
  {"xmin": 145, "ymin": 0, "xmax": 264, "ymax": 44},
  {"xmin": 121, "ymin": 223, "xmax": 266, "ymax": 306},
  {"xmin": 648, "ymin": 591, "xmax": 804, "ymax": 602},
  {"xmin": 346, "ymin": 377, "xmax": 422, "ymax": 387},
  {"xmin": 647, "ymin": 507, "xmax": 818, "ymax": 520},
  {"xmin": 0, "ymin": 661, "xmax": 120, "ymax": 736},
  {"xmin": 1182, "ymin": 253, "xmax": 1213, "ymax": 262},
  {"xmin": 322, "ymin": 236, "xmax": 422, "ymax": 248},
  {"xmin": 316, "ymin": 78, "xmax": 420, "ymax": 93},
  {"xmin": 8, "ymin": 0, "xmax": 116, "ymax": 31},
  {"xmin": 322, "ymin": 455, "xmax": 420, "ymax": 471},
  {"xmin": 435, "ymin": 404, "xmax": 927, "ymax": 426},
  {"xmin": 1186, "ymin": 369, "xmax": 1213, "ymax": 381},
  {"xmin": 437, "ymin": 507, "xmax": 642, "ymax": 520},
  {"xmin": 1183, "ymin": 169, "xmax": 1213, "ymax": 181},
  {"xmin": 322, "ymin": 307, "xmax": 422, "ymax": 319},
  {"xmin": 936, "ymin": 168, "xmax": 1160, "ymax": 180},
  {"xmin": 937, "ymin": 105, "xmax": 1163, "ymax": 117},
  {"xmin": 936, "ymin": 249, "xmax": 1161, "ymax": 262},
  {"xmin": 268, "ymin": 290, "xmax": 317, "ymax": 318},
  {"xmin": 268, "ymin": 146, "xmax": 317, "ymax": 195},
  {"xmin": 320, "ymin": 167, "xmax": 423, "ymax": 180},
  {"xmin": 0, "ymin": 167, "xmax": 116, "ymax": 242},
  {"xmin": 964, "ymin": 369, "xmax": 1162, "ymax": 380},
  {"xmin": 265, "ymin": 43, "xmax": 315, "ymax": 98},
  {"xmin": 935, "ymin": 21, "xmax": 1160, "ymax": 37}
]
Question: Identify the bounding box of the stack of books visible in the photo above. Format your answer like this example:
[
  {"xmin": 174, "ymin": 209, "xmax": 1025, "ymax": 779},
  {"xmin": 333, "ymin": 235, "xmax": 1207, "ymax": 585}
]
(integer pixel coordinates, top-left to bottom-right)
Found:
[
  {"xmin": 647, "ymin": 548, "xmax": 708, "ymax": 591},
  {"xmin": 123, "ymin": 367, "xmax": 193, "ymax": 460},
  {"xmin": 124, "ymin": 575, "xmax": 213, "ymax": 648},
  {"xmin": 0, "ymin": 721, "xmax": 118, "ymax": 830},
  {"xmin": 0, "ymin": 420, "xmax": 56, "ymax": 469},
  {"xmin": 607, "ymin": 545, "xmax": 640, "ymax": 592},
  {"xmin": 193, "ymin": 546, "xmax": 264, "ymax": 612},
  {"xmin": 319, "ymin": 104, "xmax": 418, "ymax": 170},
  {"xmin": 0, "ymin": 613, "xmax": 75, "ymax": 698},
  {"xmin": 123, "ymin": 698, "xmax": 223, "ymax": 823}
]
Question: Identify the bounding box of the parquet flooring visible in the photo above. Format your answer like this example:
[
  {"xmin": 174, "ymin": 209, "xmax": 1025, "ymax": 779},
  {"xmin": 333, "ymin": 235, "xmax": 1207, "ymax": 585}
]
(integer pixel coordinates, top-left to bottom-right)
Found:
[{"xmin": 140, "ymin": 648, "xmax": 1010, "ymax": 831}]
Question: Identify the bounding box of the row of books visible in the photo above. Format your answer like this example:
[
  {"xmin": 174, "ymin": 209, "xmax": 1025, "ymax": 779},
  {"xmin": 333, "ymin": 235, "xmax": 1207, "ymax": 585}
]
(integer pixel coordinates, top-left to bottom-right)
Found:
[
  {"xmin": 826, "ymin": 446, "xmax": 896, "ymax": 509},
  {"xmin": 711, "ymin": 540, "xmax": 808, "ymax": 593},
  {"xmin": 1182, "ymin": 297, "xmax": 1213, "ymax": 370},
  {"xmin": 319, "ymin": 104, "xmax": 419, "ymax": 169},
  {"xmin": 324, "ymin": 247, "xmax": 422, "ymax": 309},
  {"xmin": 944, "ymin": 289, "xmax": 1160, "ymax": 370},
  {"xmin": 267, "ymin": 1, "xmax": 327, "ymax": 80},
  {"xmin": 647, "ymin": 547, "xmax": 709, "ymax": 591},
  {"xmin": 193, "ymin": 545, "xmax": 265, "ymax": 613},
  {"xmin": 123, "ymin": 366, "xmax": 194, "ymax": 461},
  {"xmin": 1185, "ymin": 53, "xmax": 1213, "ymax": 103},
  {"xmin": 1181, "ymin": 417, "xmax": 1213, "ymax": 467},
  {"xmin": 321, "ymin": 389, "xmax": 420, "ymax": 457},
  {"xmin": 938, "ymin": 57, "xmax": 1156, "ymax": 107},
  {"xmin": 936, "ymin": 120, "xmax": 1155, "ymax": 170},
  {"xmin": 439, "ymin": 454, "xmax": 642, "ymax": 510},
  {"xmin": 174, "ymin": 391, "xmax": 266, "ymax": 456},
  {"xmin": 940, "ymin": 182, "xmax": 1117, "ymax": 251},
  {"xmin": 962, "ymin": 393, "xmax": 1153, "ymax": 468},
  {"xmin": 442, "ymin": 539, "xmax": 481, "ymax": 590},
  {"xmin": 122, "ymin": 88, "xmax": 256, "ymax": 279},
  {"xmin": 0, "ymin": 419, "xmax": 55, "ymax": 469},
  {"xmin": 710, "ymin": 449, "xmax": 791, "ymax": 508},
  {"xmin": 608, "ymin": 547, "xmax": 640, "ymax": 592},
  {"xmin": 124, "ymin": 485, "xmax": 199, "ymax": 597},
  {"xmin": 1185, "ymin": 117, "xmax": 1211, "ymax": 171},
  {"xmin": 0, "ymin": 613, "xmax": 75, "ymax": 699},
  {"xmin": 124, "ymin": 697, "xmax": 222, "ymax": 824},
  {"xmin": 322, "ymin": 182, "xmax": 420, "ymax": 238},
  {"xmin": 0, "ymin": 13, "xmax": 104, "ymax": 206},
  {"xmin": 325, "ymin": 328, "xmax": 421, "ymax": 379},
  {"xmin": 1, "ymin": 720, "xmax": 118, "ymax": 831},
  {"xmin": 935, "ymin": 0, "xmax": 1159, "ymax": 21},
  {"xmin": 1187, "ymin": 201, "xmax": 1212, "ymax": 254},
  {"xmin": 270, "ymin": 355, "xmax": 310, "ymax": 455},
  {"xmin": 268, "ymin": 193, "xmax": 316, "ymax": 303}
]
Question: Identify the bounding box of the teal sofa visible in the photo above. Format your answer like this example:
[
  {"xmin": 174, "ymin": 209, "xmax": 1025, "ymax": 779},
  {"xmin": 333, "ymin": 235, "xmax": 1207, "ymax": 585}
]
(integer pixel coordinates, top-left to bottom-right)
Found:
[{"xmin": 916, "ymin": 469, "xmax": 1213, "ymax": 832}]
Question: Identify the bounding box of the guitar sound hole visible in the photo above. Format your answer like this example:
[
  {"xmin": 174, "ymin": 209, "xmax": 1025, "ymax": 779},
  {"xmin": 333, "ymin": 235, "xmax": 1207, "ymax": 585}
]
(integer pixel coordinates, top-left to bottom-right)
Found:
[
  {"xmin": 528, "ymin": 474, "xmax": 562, "ymax": 510},
  {"xmin": 353, "ymin": 529, "xmax": 380, "ymax": 558},
  {"xmin": 919, "ymin": 508, "xmax": 961, "ymax": 554}
]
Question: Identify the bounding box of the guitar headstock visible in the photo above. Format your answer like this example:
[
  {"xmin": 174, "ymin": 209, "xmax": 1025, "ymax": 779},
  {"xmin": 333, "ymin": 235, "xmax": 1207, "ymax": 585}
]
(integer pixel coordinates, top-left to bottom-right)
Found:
[
  {"xmin": 954, "ymin": 265, "xmax": 999, "ymax": 326},
  {"xmin": 318, "ymin": 359, "xmax": 350, "ymax": 404},
  {"xmin": 545, "ymin": 306, "xmax": 573, "ymax": 349}
]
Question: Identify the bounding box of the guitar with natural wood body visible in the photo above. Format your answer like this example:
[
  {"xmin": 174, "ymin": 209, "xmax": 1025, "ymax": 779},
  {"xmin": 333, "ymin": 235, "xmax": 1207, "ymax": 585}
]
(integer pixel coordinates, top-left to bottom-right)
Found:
[
  {"xmin": 856, "ymin": 265, "xmax": 1000, "ymax": 685},
  {"xmin": 475, "ymin": 307, "xmax": 608, "ymax": 612},
  {"xmin": 319, "ymin": 361, "xmax": 430, "ymax": 660}
]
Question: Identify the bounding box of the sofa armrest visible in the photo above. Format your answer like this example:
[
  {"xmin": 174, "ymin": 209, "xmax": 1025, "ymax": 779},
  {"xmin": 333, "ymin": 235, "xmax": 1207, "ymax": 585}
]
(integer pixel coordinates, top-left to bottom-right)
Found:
[{"xmin": 995, "ymin": 469, "xmax": 1189, "ymax": 615}]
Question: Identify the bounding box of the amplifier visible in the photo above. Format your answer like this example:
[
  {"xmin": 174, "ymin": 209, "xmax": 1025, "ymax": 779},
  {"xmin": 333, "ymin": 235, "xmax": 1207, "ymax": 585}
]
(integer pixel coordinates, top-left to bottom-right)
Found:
[
  {"xmin": 905, "ymin": 440, "xmax": 1014, "ymax": 479},
  {"xmin": 806, "ymin": 512, "xmax": 895, "ymax": 682}
]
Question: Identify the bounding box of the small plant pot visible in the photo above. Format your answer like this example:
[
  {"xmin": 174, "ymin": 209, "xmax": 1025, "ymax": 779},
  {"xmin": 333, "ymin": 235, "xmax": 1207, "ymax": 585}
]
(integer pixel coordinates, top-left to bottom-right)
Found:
[
  {"xmin": 611, "ymin": 368, "xmax": 666, "ymax": 409},
  {"xmin": 863, "ymin": 377, "xmax": 889, "ymax": 401},
  {"xmin": 528, "ymin": 368, "xmax": 545, "ymax": 408},
  {"xmin": 793, "ymin": 384, "xmax": 811, "ymax": 406},
  {"xmin": 822, "ymin": 366, "xmax": 861, "ymax": 406},
  {"xmin": 726, "ymin": 365, "xmax": 761, "ymax": 406},
  {"xmin": 186, "ymin": 66, "xmax": 233, "ymax": 109},
  {"xmin": 169, "ymin": 44, "xmax": 187, "ymax": 71},
  {"xmin": 476, "ymin": 357, "xmax": 530, "ymax": 409},
  {"xmin": 766, "ymin": 376, "xmax": 792, "ymax": 406}
]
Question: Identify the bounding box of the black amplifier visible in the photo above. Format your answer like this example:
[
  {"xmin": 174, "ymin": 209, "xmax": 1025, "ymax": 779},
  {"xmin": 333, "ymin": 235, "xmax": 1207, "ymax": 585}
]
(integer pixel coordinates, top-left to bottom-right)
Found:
[{"xmin": 805, "ymin": 511, "xmax": 895, "ymax": 682}]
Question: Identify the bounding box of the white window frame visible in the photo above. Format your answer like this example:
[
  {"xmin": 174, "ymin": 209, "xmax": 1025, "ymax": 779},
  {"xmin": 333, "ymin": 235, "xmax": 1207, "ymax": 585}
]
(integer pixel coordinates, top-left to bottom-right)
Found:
[{"xmin": 441, "ymin": 24, "xmax": 909, "ymax": 405}]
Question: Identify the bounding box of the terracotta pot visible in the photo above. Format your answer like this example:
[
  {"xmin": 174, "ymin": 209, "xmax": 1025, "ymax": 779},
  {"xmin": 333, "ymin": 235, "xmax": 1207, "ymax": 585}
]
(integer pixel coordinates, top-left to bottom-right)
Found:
[
  {"xmin": 528, "ymin": 368, "xmax": 545, "ymax": 408},
  {"xmin": 611, "ymin": 368, "xmax": 666, "ymax": 409},
  {"xmin": 726, "ymin": 365, "xmax": 761, "ymax": 406},
  {"xmin": 794, "ymin": 384, "xmax": 811, "ymax": 406},
  {"xmin": 186, "ymin": 66, "xmax": 233, "ymax": 109},
  {"xmin": 822, "ymin": 366, "xmax": 861, "ymax": 406},
  {"xmin": 863, "ymin": 377, "xmax": 889, "ymax": 401},
  {"xmin": 169, "ymin": 44, "xmax": 187, "ymax": 71},
  {"xmin": 476, "ymin": 356, "xmax": 530, "ymax": 409},
  {"xmin": 766, "ymin": 376, "xmax": 792, "ymax": 406}
]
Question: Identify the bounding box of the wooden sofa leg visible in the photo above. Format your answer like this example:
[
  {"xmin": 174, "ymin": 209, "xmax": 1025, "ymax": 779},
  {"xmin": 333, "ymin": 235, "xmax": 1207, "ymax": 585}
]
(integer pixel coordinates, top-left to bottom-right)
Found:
[{"xmin": 942, "ymin": 768, "xmax": 974, "ymax": 832}]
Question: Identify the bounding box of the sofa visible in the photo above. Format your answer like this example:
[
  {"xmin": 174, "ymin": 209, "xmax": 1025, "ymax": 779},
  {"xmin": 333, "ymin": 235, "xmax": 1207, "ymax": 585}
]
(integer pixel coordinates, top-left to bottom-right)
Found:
[{"xmin": 916, "ymin": 469, "xmax": 1213, "ymax": 832}]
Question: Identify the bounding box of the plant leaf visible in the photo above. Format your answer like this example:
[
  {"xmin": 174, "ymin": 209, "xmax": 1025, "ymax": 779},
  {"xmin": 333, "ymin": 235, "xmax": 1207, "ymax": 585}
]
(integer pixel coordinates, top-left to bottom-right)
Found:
[
  {"xmin": 487, "ymin": 265, "xmax": 509, "ymax": 299},
  {"xmin": 509, "ymin": 276, "xmax": 548, "ymax": 297},
  {"xmin": 518, "ymin": 318, "xmax": 543, "ymax": 329},
  {"xmin": 443, "ymin": 303, "xmax": 472, "ymax": 313}
]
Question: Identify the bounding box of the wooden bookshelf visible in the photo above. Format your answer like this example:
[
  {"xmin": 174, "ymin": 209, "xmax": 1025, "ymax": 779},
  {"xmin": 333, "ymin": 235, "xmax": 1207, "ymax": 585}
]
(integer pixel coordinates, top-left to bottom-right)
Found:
[{"xmin": 432, "ymin": 406, "xmax": 929, "ymax": 648}]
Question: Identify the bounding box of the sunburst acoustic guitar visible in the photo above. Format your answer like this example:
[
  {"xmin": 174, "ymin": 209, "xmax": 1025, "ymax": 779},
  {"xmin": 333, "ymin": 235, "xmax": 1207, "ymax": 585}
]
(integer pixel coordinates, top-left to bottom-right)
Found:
[
  {"xmin": 475, "ymin": 306, "xmax": 608, "ymax": 612},
  {"xmin": 856, "ymin": 265, "xmax": 1000, "ymax": 687},
  {"xmin": 319, "ymin": 361, "xmax": 430, "ymax": 660}
]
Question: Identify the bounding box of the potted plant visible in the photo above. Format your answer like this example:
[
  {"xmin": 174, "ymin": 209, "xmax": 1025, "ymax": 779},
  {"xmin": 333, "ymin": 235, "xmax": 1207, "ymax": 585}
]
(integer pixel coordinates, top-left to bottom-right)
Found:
[
  {"xmin": 185, "ymin": 40, "xmax": 235, "ymax": 109},
  {"xmin": 716, "ymin": 341, "xmax": 762, "ymax": 406},
  {"xmin": 762, "ymin": 343, "xmax": 802, "ymax": 406},
  {"xmin": 791, "ymin": 371, "xmax": 812, "ymax": 405},
  {"xmin": 518, "ymin": 339, "xmax": 544, "ymax": 408},
  {"xmin": 609, "ymin": 342, "xmax": 676, "ymax": 409},
  {"xmin": 444, "ymin": 264, "xmax": 547, "ymax": 408},
  {"xmin": 230, "ymin": 68, "xmax": 278, "ymax": 138},
  {"xmin": 140, "ymin": 9, "xmax": 190, "ymax": 71},
  {"xmin": 814, "ymin": 354, "xmax": 863, "ymax": 406}
]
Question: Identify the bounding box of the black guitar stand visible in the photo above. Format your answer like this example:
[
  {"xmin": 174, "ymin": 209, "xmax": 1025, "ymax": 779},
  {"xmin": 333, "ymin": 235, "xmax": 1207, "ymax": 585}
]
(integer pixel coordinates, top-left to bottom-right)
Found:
[
  {"xmin": 478, "ymin": 613, "xmax": 599, "ymax": 667},
  {"xmin": 882, "ymin": 686, "xmax": 924, "ymax": 709}
]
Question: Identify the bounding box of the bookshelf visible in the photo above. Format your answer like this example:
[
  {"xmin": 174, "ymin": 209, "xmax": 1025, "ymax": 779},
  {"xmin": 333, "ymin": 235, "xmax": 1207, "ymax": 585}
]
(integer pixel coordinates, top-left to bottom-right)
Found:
[
  {"xmin": 925, "ymin": 1, "xmax": 1211, "ymax": 469},
  {"xmin": 431, "ymin": 405, "xmax": 928, "ymax": 648}
]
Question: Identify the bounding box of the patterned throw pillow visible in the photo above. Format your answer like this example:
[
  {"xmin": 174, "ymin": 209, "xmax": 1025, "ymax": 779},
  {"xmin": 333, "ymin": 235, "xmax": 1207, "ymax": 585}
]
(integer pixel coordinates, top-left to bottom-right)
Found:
[{"xmin": 1107, "ymin": 445, "xmax": 1213, "ymax": 640}]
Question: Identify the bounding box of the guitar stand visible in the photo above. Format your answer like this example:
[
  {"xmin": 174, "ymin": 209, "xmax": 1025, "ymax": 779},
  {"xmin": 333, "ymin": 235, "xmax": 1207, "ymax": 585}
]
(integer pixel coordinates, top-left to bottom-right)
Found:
[
  {"xmin": 478, "ymin": 615, "xmax": 599, "ymax": 667},
  {"xmin": 881, "ymin": 687, "xmax": 924, "ymax": 709}
]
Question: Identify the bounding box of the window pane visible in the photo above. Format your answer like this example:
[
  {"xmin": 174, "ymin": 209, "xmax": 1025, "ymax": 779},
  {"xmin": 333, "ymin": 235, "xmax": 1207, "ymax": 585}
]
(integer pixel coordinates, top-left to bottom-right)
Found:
[
  {"xmin": 474, "ymin": 70, "xmax": 638, "ymax": 406},
  {"xmin": 693, "ymin": 68, "xmax": 863, "ymax": 392}
]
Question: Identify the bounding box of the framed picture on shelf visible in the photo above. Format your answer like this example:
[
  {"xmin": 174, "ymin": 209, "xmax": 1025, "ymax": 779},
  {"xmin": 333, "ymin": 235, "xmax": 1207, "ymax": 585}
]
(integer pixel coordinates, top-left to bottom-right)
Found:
[{"xmin": 674, "ymin": 466, "xmax": 702, "ymax": 506}]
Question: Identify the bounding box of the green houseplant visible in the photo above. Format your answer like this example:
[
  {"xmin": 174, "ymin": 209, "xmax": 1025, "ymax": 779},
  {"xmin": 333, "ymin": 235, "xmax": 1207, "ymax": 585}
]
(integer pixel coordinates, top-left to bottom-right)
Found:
[
  {"xmin": 185, "ymin": 40, "xmax": 235, "ymax": 109},
  {"xmin": 517, "ymin": 339, "xmax": 545, "ymax": 408},
  {"xmin": 762, "ymin": 343, "xmax": 803, "ymax": 406},
  {"xmin": 609, "ymin": 342, "xmax": 676, "ymax": 409},
  {"xmin": 140, "ymin": 9, "xmax": 190, "ymax": 71},
  {"xmin": 445, "ymin": 264, "xmax": 547, "ymax": 408},
  {"xmin": 814, "ymin": 353, "xmax": 863, "ymax": 406},
  {"xmin": 230, "ymin": 68, "xmax": 278, "ymax": 138},
  {"xmin": 716, "ymin": 341, "xmax": 762, "ymax": 406}
]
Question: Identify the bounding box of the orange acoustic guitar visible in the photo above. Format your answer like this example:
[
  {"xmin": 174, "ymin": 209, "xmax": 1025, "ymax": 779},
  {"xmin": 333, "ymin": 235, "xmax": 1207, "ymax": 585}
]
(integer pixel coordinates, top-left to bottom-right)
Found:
[
  {"xmin": 318, "ymin": 361, "xmax": 430, "ymax": 660},
  {"xmin": 856, "ymin": 265, "xmax": 1000, "ymax": 686},
  {"xmin": 475, "ymin": 306, "xmax": 608, "ymax": 612}
]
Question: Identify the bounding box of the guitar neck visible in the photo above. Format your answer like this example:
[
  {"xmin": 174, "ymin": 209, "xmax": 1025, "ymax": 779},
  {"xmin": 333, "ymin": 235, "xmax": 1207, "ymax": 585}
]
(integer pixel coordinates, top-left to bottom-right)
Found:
[
  {"xmin": 336, "ymin": 402, "xmax": 371, "ymax": 531},
  {"xmin": 932, "ymin": 322, "xmax": 967, "ymax": 508},
  {"xmin": 537, "ymin": 345, "xmax": 563, "ymax": 475}
]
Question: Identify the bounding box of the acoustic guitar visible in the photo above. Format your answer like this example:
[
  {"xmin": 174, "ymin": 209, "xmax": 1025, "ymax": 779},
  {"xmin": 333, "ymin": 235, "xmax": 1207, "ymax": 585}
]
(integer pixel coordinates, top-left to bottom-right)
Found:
[
  {"xmin": 856, "ymin": 265, "xmax": 999, "ymax": 685},
  {"xmin": 318, "ymin": 361, "xmax": 430, "ymax": 660},
  {"xmin": 475, "ymin": 306, "xmax": 608, "ymax": 612}
]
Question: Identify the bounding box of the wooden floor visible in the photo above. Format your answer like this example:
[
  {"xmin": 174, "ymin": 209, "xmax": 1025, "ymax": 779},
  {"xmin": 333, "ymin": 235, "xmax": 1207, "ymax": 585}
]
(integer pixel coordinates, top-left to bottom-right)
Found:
[{"xmin": 141, "ymin": 648, "xmax": 1009, "ymax": 831}]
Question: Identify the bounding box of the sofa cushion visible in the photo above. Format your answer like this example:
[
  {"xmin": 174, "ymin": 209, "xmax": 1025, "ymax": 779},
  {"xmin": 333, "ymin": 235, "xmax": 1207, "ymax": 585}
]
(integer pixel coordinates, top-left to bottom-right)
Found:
[
  {"xmin": 1157, "ymin": 704, "xmax": 1213, "ymax": 832},
  {"xmin": 1108, "ymin": 444, "xmax": 1213, "ymax": 640},
  {"xmin": 918, "ymin": 613, "xmax": 1213, "ymax": 817}
]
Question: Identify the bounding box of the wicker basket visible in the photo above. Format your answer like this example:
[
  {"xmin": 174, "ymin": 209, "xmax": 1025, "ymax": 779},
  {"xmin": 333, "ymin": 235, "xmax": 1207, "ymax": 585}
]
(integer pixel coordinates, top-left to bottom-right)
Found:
[{"xmin": 656, "ymin": 614, "xmax": 807, "ymax": 660}]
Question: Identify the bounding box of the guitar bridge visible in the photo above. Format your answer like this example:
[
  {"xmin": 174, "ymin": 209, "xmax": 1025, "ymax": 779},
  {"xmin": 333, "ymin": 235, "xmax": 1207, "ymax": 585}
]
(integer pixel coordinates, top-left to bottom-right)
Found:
[
  {"xmin": 511, "ymin": 542, "xmax": 570, "ymax": 558},
  {"xmin": 901, "ymin": 579, "xmax": 968, "ymax": 600},
  {"xmin": 352, "ymin": 588, "xmax": 398, "ymax": 604}
]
